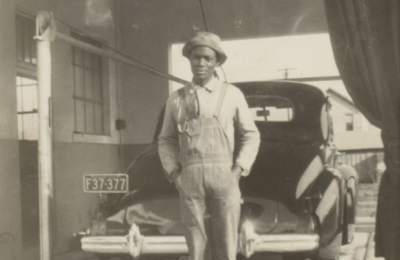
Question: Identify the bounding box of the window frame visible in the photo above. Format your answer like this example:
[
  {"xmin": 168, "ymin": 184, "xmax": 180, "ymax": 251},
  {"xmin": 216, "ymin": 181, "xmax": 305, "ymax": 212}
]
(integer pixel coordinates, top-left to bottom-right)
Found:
[
  {"xmin": 345, "ymin": 113, "xmax": 354, "ymax": 131},
  {"xmin": 16, "ymin": 73, "xmax": 39, "ymax": 140},
  {"xmin": 70, "ymin": 31, "xmax": 110, "ymax": 136},
  {"xmin": 245, "ymin": 95, "xmax": 295, "ymax": 122},
  {"xmin": 16, "ymin": 13, "xmax": 37, "ymax": 69},
  {"xmin": 15, "ymin": 13, "xmax": 39, "ymax": 141}
]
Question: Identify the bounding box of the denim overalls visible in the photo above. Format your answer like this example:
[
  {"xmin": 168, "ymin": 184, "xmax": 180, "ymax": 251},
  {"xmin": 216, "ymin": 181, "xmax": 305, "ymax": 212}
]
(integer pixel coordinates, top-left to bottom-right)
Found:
[{"xmin": 175, "ymin": 84, "xmax": 241, "ymax": 260}]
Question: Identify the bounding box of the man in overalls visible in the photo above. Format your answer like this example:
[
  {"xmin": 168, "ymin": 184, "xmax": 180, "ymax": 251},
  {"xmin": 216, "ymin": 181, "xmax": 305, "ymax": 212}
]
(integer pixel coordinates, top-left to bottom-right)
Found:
[{"xmin": 158, "ymin": 32, "xmax": 260, "ymax": 260}]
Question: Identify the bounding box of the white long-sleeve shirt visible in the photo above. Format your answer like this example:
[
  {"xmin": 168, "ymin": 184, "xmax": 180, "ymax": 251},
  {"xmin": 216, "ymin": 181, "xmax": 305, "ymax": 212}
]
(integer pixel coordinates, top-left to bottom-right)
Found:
[{"xmin": 158, "ymin": 77, "xmax": 260, "ymax": 180}]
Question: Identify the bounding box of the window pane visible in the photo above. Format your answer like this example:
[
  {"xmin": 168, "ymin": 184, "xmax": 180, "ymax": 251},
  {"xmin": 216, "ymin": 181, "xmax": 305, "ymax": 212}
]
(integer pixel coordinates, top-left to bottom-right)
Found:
[
  {"xmin": 73, "ymin": 48, "xmax": 83, "ymax": 66},
  {"xmin": 85, "ymin": 102, "xmax": 94, "ymax": 133},
  {"xmin": 94, "ymin": 104, "xmax": 103, "ymax": 134},
  {"xmin": 16, "ymin": 75, "xmax": 38, "ymax": 140},
  {"xmin": 74, "ymin": 67, "xmax": 84, "ymax": 97},
  {"xmin": 345, "ymin": 114, "xmax": 354, "ymax": 131},
  {"xmin": 18, "ymin": 114, "xmax": 23, "ymax": 139},
  {"xmin": 84, "ymin": 52, "xmax": 93, "ymax": 69},
  {"xmin": 22, "ymin": 85, "xmax": 38, "ymax": 112},
  {"xmin": 31, "ymin": 35, "xmax": 37, "ymax": 64},
  {"xmin": 16, "ymin": 86, "xmax": 23, "ymax": 112},
  {"xmin": 23, "ymin": 22, "xmax": 32, "ymax": 63},
  {"xmin": 21, "ymin": 77, "xmax": 36, "ymax": 86},
  {"xmin": 16, "ymin": 18, "xmax": 24, "ymax": 61},
  {"xmin": 92, "ymin": 55, "xmax": 101, "ymax": 72},
  {"xmin": 85, "ymin": 70, "xmax": 93, "ymax": 99},
  {"xmin": 23, "ymin": 114, "xmax": 38, "ymax": 140},
  {"xmin": 93, "ymin": 72, "xmax": 102, "ymax": 101},
  {"xmin": 16, "ymin": 15, "xmax": 35, "ymax": 66},
  {"xmin": 29, "ymin": 21, "xmax": 36, "ymax": 64},
  {"xmin": 246, "ymin": 96, "xmax": 294, "ymax": 122},
  {"xmin": 75, "ymin": 100, "xmax": 85, "ymax": 132}
]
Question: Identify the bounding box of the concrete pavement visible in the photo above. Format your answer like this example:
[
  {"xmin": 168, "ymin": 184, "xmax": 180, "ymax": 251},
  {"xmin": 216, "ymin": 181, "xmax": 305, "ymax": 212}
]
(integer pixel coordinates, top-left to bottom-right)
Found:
[{"xmin": 340, "ymin": 232, "xmax": 384, "ymax": 260}]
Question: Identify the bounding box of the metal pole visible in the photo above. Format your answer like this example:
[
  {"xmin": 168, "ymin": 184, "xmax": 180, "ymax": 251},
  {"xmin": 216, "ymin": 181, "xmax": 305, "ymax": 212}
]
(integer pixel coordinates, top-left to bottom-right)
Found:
[
  {"xmin": 36, "ymin": 12, "xmax": 56, "ymax": 260},
  {"xmin": 56, "ymin": 33, "xmax": 189, "ymax": 85}
]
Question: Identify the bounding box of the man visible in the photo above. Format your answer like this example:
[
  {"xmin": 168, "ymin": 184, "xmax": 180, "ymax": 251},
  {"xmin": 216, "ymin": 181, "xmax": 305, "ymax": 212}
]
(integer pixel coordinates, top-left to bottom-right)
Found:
[{"xmin": 158, "ymin": 32, "xmax": 260, "ymax": 260}]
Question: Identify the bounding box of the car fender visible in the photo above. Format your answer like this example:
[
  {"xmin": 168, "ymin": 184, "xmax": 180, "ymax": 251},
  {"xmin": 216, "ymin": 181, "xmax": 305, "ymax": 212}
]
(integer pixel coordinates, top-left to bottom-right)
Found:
[
  {"xmin": 337, "ymin": 164, "xmax": 359, "ymax": 244},
  {"xmin": 313, "ymin": 167, "xmax": 346, "ymax": 242},
  {"xmin": 336, "ymin": 165, "xmax": 358, "ymax": 225}
]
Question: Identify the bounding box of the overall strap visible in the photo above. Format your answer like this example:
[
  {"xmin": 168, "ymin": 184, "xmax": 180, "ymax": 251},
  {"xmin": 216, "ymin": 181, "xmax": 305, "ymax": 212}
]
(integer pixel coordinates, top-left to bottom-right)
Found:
[
  {"xmin": 214, "ymin": 83, "xmax": 229, "ymax": 118},
  {"xmin": 178, "ymin": 87, "xmax": 190, "ymax": 119},
  {"xmin": 178, "ymin": 87, "xmax": 186, "ymax": 101}
]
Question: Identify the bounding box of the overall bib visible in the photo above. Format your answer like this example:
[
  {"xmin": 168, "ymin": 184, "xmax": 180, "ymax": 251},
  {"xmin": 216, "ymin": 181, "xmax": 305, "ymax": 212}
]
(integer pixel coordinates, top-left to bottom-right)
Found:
[{"xmin": 175, "ymin": 84, "xmax": 241, "ymax": 260}]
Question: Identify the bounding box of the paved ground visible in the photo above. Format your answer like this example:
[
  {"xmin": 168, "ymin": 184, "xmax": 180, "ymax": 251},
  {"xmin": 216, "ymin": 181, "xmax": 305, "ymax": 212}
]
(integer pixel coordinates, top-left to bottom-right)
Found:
[{"xmin": 340, "ymin": 232, "xmax": 384, "ymax": 260}]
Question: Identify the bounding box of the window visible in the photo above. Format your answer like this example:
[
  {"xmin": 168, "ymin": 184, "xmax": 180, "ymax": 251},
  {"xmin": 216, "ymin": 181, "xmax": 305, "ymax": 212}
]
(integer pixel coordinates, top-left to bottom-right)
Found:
[
  {"xmin": 345, "ymin": 114, "xmax": 354, "ymax": 131},
  {"xmin": 16, "ymin": 76, "xmax": 38, "ymax": 140},
  {"xmin": 71, "ymin": 32, "xmax": 108, "ymax": 135},
  {"xmin": 16, "ymin": 14, "xmax": 37, "ymax": 67},
  {"xmin": 246, "ymin": 95, "xmax": 294, "ymax": 122},
  {"xmin": 15, "ymin": 14, "xmax": 38, "ymax": 140}
]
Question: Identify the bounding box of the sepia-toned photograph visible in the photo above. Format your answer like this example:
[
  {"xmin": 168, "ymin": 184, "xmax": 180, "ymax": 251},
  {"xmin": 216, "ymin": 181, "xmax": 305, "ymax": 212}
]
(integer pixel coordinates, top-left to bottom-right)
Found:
[{"xmin": 1, "ymin": 1, "xmax": 399, "ymax": 260}]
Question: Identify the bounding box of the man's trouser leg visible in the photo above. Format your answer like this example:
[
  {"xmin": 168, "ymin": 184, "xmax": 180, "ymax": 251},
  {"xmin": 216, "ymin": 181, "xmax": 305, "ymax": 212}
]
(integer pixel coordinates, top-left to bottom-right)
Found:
[
  {"xmin": 206, "ymin": 165, "xmax": 241, "ymax": 260},
  {"xmin": 177, "ymin": 165, "xmax": 241, "ymax": 260},
  {"xmin": 176, "ymin": 166, "xmax": 211, "ymax": 260}
]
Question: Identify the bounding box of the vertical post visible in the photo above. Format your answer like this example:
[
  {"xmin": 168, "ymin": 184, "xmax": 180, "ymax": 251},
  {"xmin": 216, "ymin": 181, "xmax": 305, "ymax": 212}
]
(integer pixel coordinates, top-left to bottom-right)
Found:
[{"xmin": 36, "ymin": 12, "xmax": 56, "ymax": 260}]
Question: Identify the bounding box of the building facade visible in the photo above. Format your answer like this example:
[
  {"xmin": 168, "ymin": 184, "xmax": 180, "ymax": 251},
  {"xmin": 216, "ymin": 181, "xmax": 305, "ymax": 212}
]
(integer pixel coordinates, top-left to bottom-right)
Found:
[{"xmin": 328, "ymin": 88, "xmax": 384, "ymax": 183}]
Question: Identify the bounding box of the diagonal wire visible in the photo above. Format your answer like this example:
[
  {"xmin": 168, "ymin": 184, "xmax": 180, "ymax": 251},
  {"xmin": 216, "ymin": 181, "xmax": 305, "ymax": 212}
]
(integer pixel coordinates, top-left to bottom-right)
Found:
[
  {"xmin": 53, "ymin": 17, "xmax": 188, "ymax": 85},
  {"xmin": 198, "ymin": 0, "xmax": 209, "ymax": 32}
]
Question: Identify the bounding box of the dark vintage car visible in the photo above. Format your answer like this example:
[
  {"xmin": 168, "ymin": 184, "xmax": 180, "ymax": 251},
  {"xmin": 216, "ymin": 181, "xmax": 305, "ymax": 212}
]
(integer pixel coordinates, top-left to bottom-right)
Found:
[{"xmin": 80, "ymin": 81, "xmax": 358, "ymax": 260}]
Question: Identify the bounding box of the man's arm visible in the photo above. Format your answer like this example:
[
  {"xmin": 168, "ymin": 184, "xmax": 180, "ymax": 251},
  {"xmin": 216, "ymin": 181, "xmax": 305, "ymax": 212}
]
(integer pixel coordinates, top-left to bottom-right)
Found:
[
  {"xmin": 158, "ymin": 97, "xmax": 181, "ymax": 182},
  {"xmin": 233, "ymin": 89, "xmax": 261, "ymax": 178}
]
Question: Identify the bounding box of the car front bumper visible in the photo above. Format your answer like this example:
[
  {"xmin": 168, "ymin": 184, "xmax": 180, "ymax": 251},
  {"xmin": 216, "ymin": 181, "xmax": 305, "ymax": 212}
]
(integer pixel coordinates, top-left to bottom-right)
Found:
[{"xmin": 81, "ymin": 223, "xmax": 319, "ymax": 258}]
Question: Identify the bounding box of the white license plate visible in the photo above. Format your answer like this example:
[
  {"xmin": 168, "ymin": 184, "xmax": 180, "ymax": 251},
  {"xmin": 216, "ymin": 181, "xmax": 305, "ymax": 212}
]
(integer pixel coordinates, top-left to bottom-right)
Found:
[{"xmin": 83, "ymin": 174, "xmax": 129, "ymax": 193}]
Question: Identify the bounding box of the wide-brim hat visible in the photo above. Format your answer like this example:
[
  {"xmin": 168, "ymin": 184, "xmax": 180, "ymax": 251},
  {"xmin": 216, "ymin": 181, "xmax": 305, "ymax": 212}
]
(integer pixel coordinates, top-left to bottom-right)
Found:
[{"xmin": 182, "ymin": 32, "xmax": 227, "ymax": 65}]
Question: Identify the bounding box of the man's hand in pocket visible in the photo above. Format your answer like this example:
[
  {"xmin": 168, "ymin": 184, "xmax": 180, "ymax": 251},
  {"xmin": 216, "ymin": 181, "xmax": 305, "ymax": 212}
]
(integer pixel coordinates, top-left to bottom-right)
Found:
[{"xmin": 232, "ymin": 165, "xmax": 243, "ymax": 181}]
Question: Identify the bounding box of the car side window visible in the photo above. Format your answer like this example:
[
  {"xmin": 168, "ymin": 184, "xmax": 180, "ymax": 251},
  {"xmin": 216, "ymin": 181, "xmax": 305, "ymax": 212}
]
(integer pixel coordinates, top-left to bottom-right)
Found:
[{"xmin": 245, "ymin": 95, "xmax": 294, "ymax": 122}]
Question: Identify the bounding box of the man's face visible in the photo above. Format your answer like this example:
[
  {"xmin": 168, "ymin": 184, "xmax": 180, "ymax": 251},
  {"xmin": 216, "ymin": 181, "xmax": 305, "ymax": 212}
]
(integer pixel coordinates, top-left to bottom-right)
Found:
[{"xmin": 189, "ymin": 47, "xmax": 220, "ymax": 84}]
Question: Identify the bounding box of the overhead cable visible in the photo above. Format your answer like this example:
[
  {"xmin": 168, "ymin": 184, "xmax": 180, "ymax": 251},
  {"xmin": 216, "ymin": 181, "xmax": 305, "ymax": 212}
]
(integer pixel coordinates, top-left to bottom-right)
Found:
[
  {"xmin": 198, "ymin": 0, "xmax": 209, "ymax": 32},
  {"xmin": 54, "ymin": 17, "xmax": 189, "ymax": 85}
]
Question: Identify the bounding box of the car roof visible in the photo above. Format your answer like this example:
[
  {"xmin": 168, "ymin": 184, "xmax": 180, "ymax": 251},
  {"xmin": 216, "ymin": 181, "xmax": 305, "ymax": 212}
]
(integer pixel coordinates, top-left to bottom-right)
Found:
[
  {"xmin": 234, "ymin": 80, "xmax": 326, "ymax": 104},
  {"xmin": 234, "ymin": 80, "xmax": 328, "ymax": 143}
]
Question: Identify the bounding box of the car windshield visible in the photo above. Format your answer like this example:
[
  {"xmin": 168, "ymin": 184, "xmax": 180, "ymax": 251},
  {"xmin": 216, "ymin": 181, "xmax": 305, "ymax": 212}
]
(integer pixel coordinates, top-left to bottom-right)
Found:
[{"xmin": 245, "ymin": 95, "xmax": 294, "ymax": 122}]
